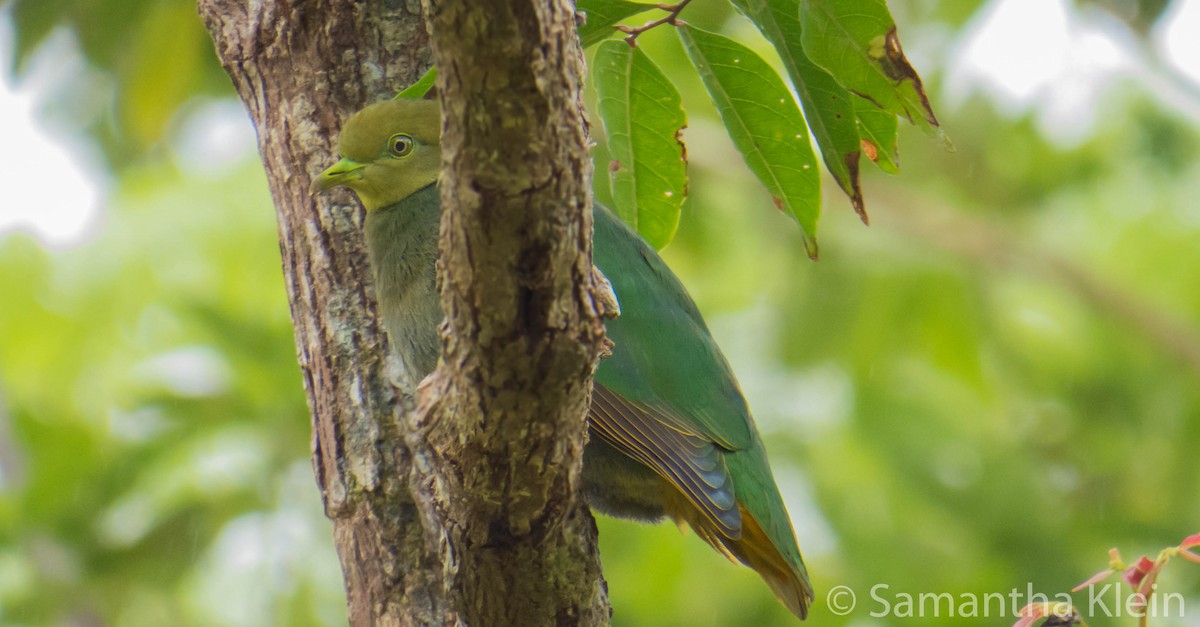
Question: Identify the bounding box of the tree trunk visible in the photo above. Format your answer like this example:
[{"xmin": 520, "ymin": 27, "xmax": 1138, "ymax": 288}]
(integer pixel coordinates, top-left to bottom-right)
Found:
[
  {"xmin": 410, "ymin": 0, "xmax": 611, "ymax": 624},
  {"xmin": 197, "ymin": 0, "xmax": 610, "ymax": 625}
]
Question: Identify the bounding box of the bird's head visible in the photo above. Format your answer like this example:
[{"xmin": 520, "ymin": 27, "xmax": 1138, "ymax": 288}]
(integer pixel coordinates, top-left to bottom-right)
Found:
[{"xmin": 310, "ymin": 98, "xmax": 442, "ymax": 212}]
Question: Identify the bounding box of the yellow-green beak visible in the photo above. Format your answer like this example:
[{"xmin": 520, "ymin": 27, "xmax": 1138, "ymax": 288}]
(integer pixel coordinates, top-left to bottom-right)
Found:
[{"xmin": 310, "ymin": 158, "xmax": 366, "ymax": 195}]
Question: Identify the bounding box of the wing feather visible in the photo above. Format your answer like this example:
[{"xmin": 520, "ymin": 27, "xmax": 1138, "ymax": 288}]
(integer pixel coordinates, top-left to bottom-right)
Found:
[{"xmin": 590, "ymin": 384, "xmax": 741, "ymax": 537}]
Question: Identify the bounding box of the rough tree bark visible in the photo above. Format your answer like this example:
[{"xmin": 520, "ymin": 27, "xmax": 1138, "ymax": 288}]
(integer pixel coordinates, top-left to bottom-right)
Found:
[
  {"xmin": 198, "ymin": 0, "xmax": 610, "ymax": 625},
  {"xmin": 409, "ymin": 0, "xmax": 611, "ymax": 624}
]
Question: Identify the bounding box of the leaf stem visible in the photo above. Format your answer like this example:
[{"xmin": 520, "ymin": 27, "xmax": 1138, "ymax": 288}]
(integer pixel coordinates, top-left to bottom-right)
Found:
[{"xmin": 615, "ymin": 0, "xmax": 693, "ymax": 45}]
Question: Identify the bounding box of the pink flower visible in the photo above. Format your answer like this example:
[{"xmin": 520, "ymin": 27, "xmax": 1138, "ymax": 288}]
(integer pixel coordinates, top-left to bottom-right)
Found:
[
  {"xmin": 1122, "ymin": 556, "xmax": 1156, "ymax": 588},
  {"xmin": 1072, "ymin": 567, "xmax": 1114, "ymax": 592},
  {"xmin": 1179, "ymin": 533, "xmax": 1200, "ymax": 564},
  {"xmin": 1073, "ymin": 547, "xmax": 1122, "ymax": 592}
]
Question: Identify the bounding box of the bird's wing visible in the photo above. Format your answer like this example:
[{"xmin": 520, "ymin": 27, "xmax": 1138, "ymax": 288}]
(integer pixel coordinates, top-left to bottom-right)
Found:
[
  {"xmin": 591, "ymin": 203, "xmax": 813, "ymax": 617},
  {"xmin": 592, "ymin": 202, "xmax": 754, "ymax": 451},
  {"xmin": 589, "ymin": 383, "xmax": 742, "ymax": 539}
]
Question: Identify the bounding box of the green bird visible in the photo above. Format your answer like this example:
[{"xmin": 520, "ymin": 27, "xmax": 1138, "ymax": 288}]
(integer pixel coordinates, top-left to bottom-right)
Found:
[{"xmin": 311, "ymin": 98, "xmax": 813, "ymax": 619}]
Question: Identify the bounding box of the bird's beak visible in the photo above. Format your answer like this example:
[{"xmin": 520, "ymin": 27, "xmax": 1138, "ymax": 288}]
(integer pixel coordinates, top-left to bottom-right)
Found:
[{"xmin": 310, "ymin": 158, "xmax": 366, "ymax": 196}]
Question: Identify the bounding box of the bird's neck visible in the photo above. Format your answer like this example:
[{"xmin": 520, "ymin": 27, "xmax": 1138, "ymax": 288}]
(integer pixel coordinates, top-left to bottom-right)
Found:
[
  {"xmin": 362, "ymin": 183, "xmax": 443, "ymax": 379},
  {"xmin": 363, "ymin": 183, "xmax": 441, "ymax": 268}
]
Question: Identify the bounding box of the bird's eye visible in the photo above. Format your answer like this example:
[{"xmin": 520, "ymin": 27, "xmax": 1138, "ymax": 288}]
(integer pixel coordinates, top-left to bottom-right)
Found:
[{"xmin": 388, "ymin": 133, "xmax": 415, "ymax": 158}]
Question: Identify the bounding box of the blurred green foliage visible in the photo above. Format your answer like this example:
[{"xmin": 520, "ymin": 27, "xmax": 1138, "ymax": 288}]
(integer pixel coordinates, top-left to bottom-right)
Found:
[
  {"xmin": 2, "ymin": 0, "xmax": 1199, "ymax": 626},
  {"xmin": 3, "ymin": 0, "xmax": 229, "ymax": 168}
]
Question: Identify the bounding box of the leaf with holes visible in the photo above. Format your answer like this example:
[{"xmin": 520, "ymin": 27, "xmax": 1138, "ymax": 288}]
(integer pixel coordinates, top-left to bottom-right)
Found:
[
  {"xmin": 731, "ymin": 0, "xmax": 865, "ymax": 223},
  {"xmin": 595, "ymin": 40, "xmax": 688, "ymax": 249},
  {"xmin": 854, "ymin": 96, "xmax": 899, "ymax": 175},
  {"xmin": 678, "ymin": 23, "xmax": 821, "ymax": 258},
  {"xmin": 800, "ymin": 0, "xmax": 942, "ymax": 140}
]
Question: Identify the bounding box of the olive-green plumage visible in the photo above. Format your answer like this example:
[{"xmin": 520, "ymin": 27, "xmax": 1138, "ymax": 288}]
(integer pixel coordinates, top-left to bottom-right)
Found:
[{"xmin": 312, "ymin": 99, "xmax": 813, "ymax": 619}]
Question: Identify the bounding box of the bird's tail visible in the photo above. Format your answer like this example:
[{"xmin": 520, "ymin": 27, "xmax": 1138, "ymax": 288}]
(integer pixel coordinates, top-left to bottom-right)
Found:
[{"xmin": 669, "ymin": 491, "xmax": 813, "ymax": 619}]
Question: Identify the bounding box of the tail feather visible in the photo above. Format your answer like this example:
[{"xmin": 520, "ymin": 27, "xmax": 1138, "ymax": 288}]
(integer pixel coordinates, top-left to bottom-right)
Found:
[
  {"xmin": 729, "ymin": 508, "xmax": 812, "ymax": 620},
  {"xmin": 665, "ymin": 489, "xmax": 813, "ymax": 619}
]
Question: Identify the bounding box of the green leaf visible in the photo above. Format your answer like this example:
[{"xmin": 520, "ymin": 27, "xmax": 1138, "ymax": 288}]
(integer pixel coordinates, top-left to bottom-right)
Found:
[
  {"xmin": 594, "ymin": 40, "xmax": 688, "ymax": 249},
  {"xmin": 396, "ymin": 67, "xmax": 437, "ymax": 99},
  {"xmin": 799, "ymin": 0, "xmax": 943, "ymax": 139},
  {"xmin": 731, "ymin": 0, "xmax": 866, "ymax": 223},
  {"xmin": 853, "ymin": 96, "xmax": 899, "ymax": 175},
  {"xmin": 678, "ymin": 23, "xmax": 821, "ymax": 259},
  {"xmin": 578, "ymin": 0, "xmax": 656, "ymax": 48}
]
